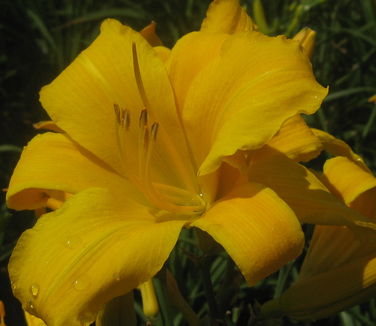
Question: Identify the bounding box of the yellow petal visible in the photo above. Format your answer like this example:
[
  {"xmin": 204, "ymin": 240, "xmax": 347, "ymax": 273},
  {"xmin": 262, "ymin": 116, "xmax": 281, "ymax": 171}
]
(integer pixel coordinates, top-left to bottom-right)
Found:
[
  {"xmin": 351, "ymin": 187, "xmax": 376, "ymax": 221},
  {"xmin": 262, "ymin": 253, "xmax": 376, "ymax": 320},
  {"xmin": 140, "ymin": 21, "xmax": 162, "ymax": 46},
  {"xmin": 24, "ymin": 311, "xmax": 46, "ymax": 326},
  {"xmin": 312, "ymin": 128, "xmax": 370, "ymax": 172},
  {"xmin": 262, "ymin": 159, "xmax": 376, "ymax": 321},
  {"xmin": 180, "ymin": 32, "xmax": 327, "ymax": 174},
  {"xmin": 200, "ymin": 0, "xmax": 255, "ymax": 33},
  {"xmin": 262, "ymin": 226, "xmax": 376, "ymax": 320},
  {"xmin": 139, "ymin": 280, "xmax": 158, "ymax": 317},
  {"xmin": 7, "ymin": 132, "xmax": 135, "ymax": 210},
  {"xmin": 300, "ymin": 226, "xmax": 376, "ymax": 279},
  {"xmin": 40, "ymin": 19, "xmax": 189, "ymax": 178},
  {"xmin": 261, "ymin": 114, "xmax": 323, "ymax": 162},
  {"xmin": 293, "ymin": 28, "xmax": 316, "ymax": 58},
  {"xmin": 33, "ymin": 121, "xmax": 63, "ymax": 133},
  {"xmin": 153, "ymin": 45, "xmax": 171, "ymax": 62},
  {"xmin": 9, "ymin": 188, "xmax": 185, "ymax": 326},
  {"xmin": 191, "ymin": 183, "xmax": 304, "ymax": 285},
  {"xmin": 323, "ymin": 156, "xmax": 376, "ymax": 207},
  {"xmin": 368, "ymin": 94, "xmax": 376, "ymax": 103},
  {"xmin": 167, "ymin": 32, "xmax": 229, "ymax": 113},
  {"xmin": 248, "ymin": 151, "xmax": 365, "ymax": 226}
]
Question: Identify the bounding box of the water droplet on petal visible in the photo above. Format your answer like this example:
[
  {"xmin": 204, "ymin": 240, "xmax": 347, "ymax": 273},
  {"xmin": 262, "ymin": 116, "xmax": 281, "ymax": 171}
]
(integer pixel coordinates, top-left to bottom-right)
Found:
[
  {"xmin": 64, "ymin": 235, "xmax": 82, "ymax": 249},
  {"xmin": 112, "ymin": 272, "xmax": 121, "ymax": 282},
  {"xmin": 73, "ymin": 278, "xmax": 90, "ymax": 291},
  {"xmin": 27, "ymin": 301, "xmax": 34, "ymax": 311},
  {"xmin": 10, "ymin": 280, "xmax": 17, "ymax": 291},
  {"xmin": 30, "ymin": 284, "xmax": 39, "ymax": 298}
]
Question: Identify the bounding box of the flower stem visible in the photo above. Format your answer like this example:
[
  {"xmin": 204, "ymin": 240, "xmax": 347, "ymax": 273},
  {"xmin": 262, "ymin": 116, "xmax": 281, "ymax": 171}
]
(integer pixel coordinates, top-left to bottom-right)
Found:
[
  {"xmin": 154, "ymin": 269, "xmax": 174, "ymax": 325},
  {"xmin": 200, "ymin": 257, "xmax": 219, "ymax": 319}
]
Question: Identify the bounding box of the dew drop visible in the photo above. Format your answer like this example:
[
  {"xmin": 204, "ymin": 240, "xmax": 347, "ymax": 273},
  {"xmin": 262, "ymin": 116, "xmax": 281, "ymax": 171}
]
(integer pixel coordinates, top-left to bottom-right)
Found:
[
  {"xmin": 73, "ymin": 278, "xmax": 89, "ymax": 291},
  {"xmin": 27, "ymin": 300, "xmax": 35, "ymax": 311},
  {"xmin": 64, "ymin": 235, "xmax": 82, "ymax": 249},
  {"xmin": 112, "ymin": 272, "xmax": 121, "ymax": 282},
  {"xmin": 30, "ymin": 284, "xmax": 40, "ymax": 298},
  {"xmin": 10, "ymin": 280, "xmax": 16, "ymax": 289}
]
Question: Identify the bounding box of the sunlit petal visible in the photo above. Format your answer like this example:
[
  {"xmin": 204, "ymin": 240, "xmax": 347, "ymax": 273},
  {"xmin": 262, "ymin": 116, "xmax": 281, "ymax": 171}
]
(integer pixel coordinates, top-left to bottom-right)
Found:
[
  {"xmin": 6, "ymin": 133, "xmax": 137, "ymax": 210},
  {"xmin": 24, "ymin": 311, "xmax": 47, "ymax": 326},
  {"xmin": 323, "ymin": 156, "xmax": 376, "ymax": 206},
  {"xmin": 167, "ymin": 32, "xmax": 229, "ymax": 113},
  {"xmin": 9, "ymin": 188, "xmax": 185, "ymax": 326},
  {"xmin": 260, "ymin": 114, "xmax": 322, "ymax": 162},
  {"xmin": 192, "ymin": 183, "xmax": 304, "ymax": 285},
  {"xmin": 181, "ymin": 32, "xmax": 327, "ymax": 174},
  {"xmin": 261, "ymin": 144, "xmax": 376, "ymax": 321},
  {"xmin": 312, "ymin": 128, "xmax": 370, "ymax": 171},
  {"xmin": 248, "ymin": 152, "xmax": 366, "ymax": 226},
  {"xmin": 40, "ymin": 19, "xmax": 189, "ymax": 179},
  {"xmin": 293, "ymin": 27, "xmax": 316, "ymax": 58},
  {"xmin": 200, "ymin": 0, "xmax": 255, "ymax": 33}
]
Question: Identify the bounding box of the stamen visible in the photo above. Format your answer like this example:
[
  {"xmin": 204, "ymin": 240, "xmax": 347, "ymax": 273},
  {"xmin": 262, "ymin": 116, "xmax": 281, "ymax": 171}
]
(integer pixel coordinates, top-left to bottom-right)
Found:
[
  {"xmin": 114, "ymin": 104, "xmax": 131, "ymax": 130},
  {"xmin": 124, "ymin": 110, "xmax": 131, "ymax": 130},
  {"xmin": 141, "ymin": 132, "xmax": 205, "ymax": 215},
  {"xmin": 151, "ymin": 123, "xmax": 159, "ymax": 142},
  {"xmin": 132, "ymin": 42, "xmax": 149, "ymax": 109},
  {"xmin": 131, "ymin": 44, "xmax": 205, "ymax": 215},
  {"xmin": 139, "ymin": 109, "xmax": 148, "ymax": 128},
  {"xmin": 143, "ymin": 128, "xmax": 150, "ymax": 152}
]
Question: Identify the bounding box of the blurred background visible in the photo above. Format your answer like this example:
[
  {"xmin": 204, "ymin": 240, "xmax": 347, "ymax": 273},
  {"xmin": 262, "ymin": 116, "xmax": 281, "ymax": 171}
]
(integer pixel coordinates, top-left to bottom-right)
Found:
[{"xmin": 1, "ymin": 0, "xmax": 376, "ymax": 325}]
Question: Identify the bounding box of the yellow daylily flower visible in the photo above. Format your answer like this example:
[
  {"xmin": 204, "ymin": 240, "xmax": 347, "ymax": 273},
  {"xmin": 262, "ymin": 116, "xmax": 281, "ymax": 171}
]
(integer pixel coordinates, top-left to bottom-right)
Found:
[
  {"xmin": 24, "ymin": 311, "xmax": 46, "ymax": 326},
  {"xmin": 261, "ymin": 139, "xmax": 376, "ymax": 320},
  {"xmin": 368, "ymin": 94, "xmax": 376, "ymax": 103},
  {"xmin": 293, "ymin": 27, "xmax": 316, "ymax": 58},
  {"xmin": 139, "ymin": 280, "xmax": 159, "ymax": 317},
  {"xmin": 200, "ymin": 0, "xmax": 256, "ymax": 33},
  {"xmin": 7, "ymin": 1, "xmax": 340, "ymax": 324}
]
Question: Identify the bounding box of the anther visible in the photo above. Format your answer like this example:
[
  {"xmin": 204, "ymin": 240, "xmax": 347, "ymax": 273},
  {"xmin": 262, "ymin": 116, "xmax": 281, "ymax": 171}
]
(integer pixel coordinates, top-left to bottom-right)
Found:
[
  {"xmin": 151, "ymin": 123, "xmax": 159, "ymax": 141},
  {"xmin": 114, "ymin": 103, "xmax": 131, "ymax": 130},
  {"xmin": 139, "ymin": 109, "xmax": 148, "ymax": 128},
  {"xmin": 121, "ymin": 109, "xmax": 131, "ymax": 130}
]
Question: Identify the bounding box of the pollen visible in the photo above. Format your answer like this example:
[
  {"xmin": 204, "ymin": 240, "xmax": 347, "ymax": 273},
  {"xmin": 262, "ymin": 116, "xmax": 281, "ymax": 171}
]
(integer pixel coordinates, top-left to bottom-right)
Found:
[{"xmin": 114, "ymin": 104, "xmax": 130, "ymax": 130}]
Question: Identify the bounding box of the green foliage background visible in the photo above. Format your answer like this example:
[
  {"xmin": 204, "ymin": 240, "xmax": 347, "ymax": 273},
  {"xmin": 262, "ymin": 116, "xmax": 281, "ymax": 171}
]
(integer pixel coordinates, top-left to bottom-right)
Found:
[{"xmin": 0, "ymin": 0, "xmax": 375, "ymax": 325}]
